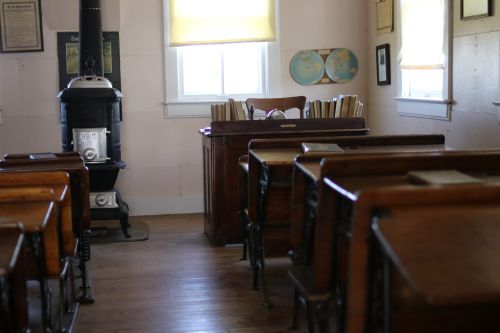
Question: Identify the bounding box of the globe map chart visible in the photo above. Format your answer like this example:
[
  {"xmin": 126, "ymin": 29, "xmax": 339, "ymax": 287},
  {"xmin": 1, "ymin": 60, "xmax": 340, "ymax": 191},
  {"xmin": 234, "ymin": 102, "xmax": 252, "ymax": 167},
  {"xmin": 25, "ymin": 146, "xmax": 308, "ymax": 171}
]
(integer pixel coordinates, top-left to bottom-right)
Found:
[{"xmin": 290, "ymin": 48, "xmax": 358, "ymax": 85}]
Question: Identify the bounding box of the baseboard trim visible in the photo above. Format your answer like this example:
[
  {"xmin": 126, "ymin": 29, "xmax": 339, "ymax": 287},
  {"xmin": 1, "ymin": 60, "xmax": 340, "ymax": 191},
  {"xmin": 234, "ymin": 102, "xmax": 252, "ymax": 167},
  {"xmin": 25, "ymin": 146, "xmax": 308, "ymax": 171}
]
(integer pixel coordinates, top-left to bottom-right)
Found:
[{"xmin": 124, "ymin": 194, "xmax": 203, "ymax": 216}]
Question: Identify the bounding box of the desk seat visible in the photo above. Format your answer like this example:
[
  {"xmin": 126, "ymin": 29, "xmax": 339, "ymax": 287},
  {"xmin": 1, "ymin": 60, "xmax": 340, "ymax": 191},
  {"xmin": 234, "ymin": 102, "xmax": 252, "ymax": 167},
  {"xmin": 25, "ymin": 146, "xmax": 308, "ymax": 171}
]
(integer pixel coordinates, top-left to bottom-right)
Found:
[
  {"xmin": 0, "ymin": 187, "xmax": 57, "ymax": 332},
  {"xmin": 0, "ymin": 223, "xmax": 27, "ymax": 333},
  {"xmin": 0, "ymin": 154, "xmax": 93, "ymax": 303}
]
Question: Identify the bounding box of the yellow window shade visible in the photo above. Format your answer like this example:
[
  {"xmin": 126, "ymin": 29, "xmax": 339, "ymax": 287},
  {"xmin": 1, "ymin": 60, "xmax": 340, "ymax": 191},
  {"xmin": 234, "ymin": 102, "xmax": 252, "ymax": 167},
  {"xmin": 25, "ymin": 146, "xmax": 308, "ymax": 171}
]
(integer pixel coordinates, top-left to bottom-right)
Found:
[
  {"xmin": 168, "ymin": 0, "xmax": 276, "ymax": 46},
  {"xmin": 400, "ymin": 0, "xmax": 444, "ymax": 67}
]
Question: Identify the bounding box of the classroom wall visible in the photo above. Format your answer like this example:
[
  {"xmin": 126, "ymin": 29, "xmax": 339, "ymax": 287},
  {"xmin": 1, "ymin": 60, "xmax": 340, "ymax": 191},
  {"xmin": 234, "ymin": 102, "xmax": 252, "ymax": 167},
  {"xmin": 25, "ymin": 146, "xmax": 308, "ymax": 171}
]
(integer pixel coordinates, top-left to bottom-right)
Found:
[
  {"xmin": 0, "ymin": 0, "xmax": 368, "ymax": 215},
  {"xmin": 367, "ymin": 0, "xmax": 500, "ymax": 149}
]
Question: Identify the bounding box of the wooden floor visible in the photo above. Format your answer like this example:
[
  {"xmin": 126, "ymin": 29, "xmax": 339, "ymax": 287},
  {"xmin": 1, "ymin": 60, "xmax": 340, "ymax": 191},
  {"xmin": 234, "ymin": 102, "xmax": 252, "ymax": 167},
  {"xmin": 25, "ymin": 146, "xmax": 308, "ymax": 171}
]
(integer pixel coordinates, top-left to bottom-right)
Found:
[{"xmin": 76, "ymin": 214, "xmax": 308, "ymax": 332}]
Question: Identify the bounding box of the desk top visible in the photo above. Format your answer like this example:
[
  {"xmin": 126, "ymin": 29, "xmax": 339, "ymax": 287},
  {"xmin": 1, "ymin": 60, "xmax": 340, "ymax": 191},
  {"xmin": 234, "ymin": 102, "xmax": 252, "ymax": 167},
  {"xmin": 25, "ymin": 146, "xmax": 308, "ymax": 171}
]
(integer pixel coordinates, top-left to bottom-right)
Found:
[
  {"xmin": 252, "ymin": 144, "xmax": 448, "ymax": 168},
  {"xmin": 374, "ymin": 205, "xmax": 500, "ymax": 305},
  {"xmin": 0, "ymin": 157, "xmax": 86, "ymax": 173},
  {"xmin": 200, "ymin": 118, "xmax": 368, "ymax": 137},
  {"xmin": 0, "ymin": 184, "xmax": 67, "ymax": 203},
  {"xmin": 0, "ymin": 201, "xmax": 55, "ymax": 232}
]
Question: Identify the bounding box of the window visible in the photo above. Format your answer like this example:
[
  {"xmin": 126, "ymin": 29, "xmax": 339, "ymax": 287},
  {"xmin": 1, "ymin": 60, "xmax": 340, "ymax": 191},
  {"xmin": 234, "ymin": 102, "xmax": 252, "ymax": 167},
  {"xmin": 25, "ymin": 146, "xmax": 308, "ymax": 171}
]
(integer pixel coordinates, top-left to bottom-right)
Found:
[
  {"xmin": 178, "ymin": 42, "xmax": 267, "ymax": 102},
  {"xmin": 396, "ymin": 0, "xmax": 452, "ymax": 119},
  {"xmin": 163, "ymin": 0, "xmax": 278, "ymax": 118}
]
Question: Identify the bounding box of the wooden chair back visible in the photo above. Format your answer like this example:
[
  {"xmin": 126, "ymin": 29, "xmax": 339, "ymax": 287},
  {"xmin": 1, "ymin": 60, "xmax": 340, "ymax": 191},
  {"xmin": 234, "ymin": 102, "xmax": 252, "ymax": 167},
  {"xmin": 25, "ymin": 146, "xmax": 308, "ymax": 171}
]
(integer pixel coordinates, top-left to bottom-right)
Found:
[
  {"xmin": 246, "ymin": 96, "xmax": 307, "ymax": 119},
  {"xmin": 0, "ymin": 171, "xmax": 76, "ymax": 256}
]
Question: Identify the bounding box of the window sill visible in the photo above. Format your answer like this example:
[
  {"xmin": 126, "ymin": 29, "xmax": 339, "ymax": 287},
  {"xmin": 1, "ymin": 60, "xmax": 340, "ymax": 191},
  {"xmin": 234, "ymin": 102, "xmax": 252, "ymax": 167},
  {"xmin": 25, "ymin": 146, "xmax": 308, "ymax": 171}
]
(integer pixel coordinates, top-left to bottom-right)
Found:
[
  {"xmin": 395, "ymin": 96, "xmax": 451, "ymax": 120},
  {"xmin": 163, "ymin": 100, "xmax": 219, "ymax": 119},
  {"xmin": 394, "ymin": 97, "xmax": 451, "ymax": 104}
]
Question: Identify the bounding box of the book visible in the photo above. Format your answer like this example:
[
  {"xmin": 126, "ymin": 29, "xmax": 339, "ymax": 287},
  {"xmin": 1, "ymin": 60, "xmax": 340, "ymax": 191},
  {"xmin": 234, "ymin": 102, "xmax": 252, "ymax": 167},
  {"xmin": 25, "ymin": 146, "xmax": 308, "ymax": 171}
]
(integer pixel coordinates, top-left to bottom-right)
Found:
[
  {"xmin": 347, "ymin": 95, "xmax": 357, "ymax": 117},
  {"xmin": 335, "ymin": 95, "xmax": 343, "ymax": 118},
  {"xmin": 355, "ymin": 101, "xmax": 363, "ymax": 117},
  {"xmin": 308, "ymin": 101, "xmax": 315, "ymax": 119},
  {"xmin": 225, "ymin": 101, "xmax": 231, "ymax": 121},
  {"xmin": 236, "ymin": 101, "xmax": 246, "ymax": 120},
  {"xmin": 407, "ymin": 170, "xmax": 483, "ymax": 185},
  {"xmin": 302, "ymin": 142, "xmax": 344, "ymax": 154},
  {"xmin": 329, "ymin": 98, "xmax": 336, "ymax": 118},
  {"xmin": 341, "ymin": 95, "xmax": 350, "ymax": 117}
]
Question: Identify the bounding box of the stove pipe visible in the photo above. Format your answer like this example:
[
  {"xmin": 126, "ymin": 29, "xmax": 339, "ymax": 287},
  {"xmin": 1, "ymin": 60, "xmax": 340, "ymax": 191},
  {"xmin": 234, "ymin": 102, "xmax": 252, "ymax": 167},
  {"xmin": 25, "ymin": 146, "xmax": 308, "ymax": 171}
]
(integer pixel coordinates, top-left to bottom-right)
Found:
[{"xmin": 79, "ymin": 0, "xmax": 103, "ymax": 76}]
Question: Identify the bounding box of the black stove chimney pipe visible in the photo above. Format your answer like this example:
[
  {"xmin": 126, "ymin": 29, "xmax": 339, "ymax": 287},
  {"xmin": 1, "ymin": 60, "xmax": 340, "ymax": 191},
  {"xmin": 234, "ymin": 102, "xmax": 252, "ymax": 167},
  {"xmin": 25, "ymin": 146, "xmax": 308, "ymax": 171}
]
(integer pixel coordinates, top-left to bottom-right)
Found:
[{"xmin": 79, "ymin": 0, "xmax": 103, "ymax": 76}]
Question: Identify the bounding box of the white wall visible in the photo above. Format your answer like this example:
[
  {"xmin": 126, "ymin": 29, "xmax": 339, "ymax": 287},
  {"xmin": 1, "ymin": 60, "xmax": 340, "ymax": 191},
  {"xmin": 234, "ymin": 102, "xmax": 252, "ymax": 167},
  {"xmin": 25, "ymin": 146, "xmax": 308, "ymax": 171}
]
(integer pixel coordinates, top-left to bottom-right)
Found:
[
  {"xmin": 367, "ymin": 0, "xmax": 500, "ymax": 149},
  {"xmin": 0, "ymin": 0, "xmax": 368, "ymax": 215}
]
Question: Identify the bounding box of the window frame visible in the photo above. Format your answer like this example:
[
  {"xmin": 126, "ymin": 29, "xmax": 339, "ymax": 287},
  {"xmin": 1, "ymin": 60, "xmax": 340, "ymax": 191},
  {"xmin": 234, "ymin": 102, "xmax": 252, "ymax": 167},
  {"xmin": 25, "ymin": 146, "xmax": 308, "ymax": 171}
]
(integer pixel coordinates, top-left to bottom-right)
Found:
[
  {"xmin": 162, "ymin": 0, "xmax": 280, "ymax": 118},
  {"xmin": 176, "ymin": 43, "xmax": 268, "ymax": 102},
  {"xmin": 395, "ymin": 0, "xmax": 453, "ymax": 120}
]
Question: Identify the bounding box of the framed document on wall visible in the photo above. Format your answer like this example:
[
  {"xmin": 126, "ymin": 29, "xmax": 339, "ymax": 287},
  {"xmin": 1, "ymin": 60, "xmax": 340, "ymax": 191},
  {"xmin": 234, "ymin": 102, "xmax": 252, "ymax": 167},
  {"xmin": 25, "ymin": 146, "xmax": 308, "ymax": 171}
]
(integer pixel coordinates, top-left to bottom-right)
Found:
[
  {"xmin": 461, "ymin": 0, "xmax": 492, "ymax": 20},
  {"xmin": 0, "ymin": 0, "xmax": 43, "ymax": 52},
  {"xmin": 376, "ymin": 44, "xmax": 391, "ymax": 85}
]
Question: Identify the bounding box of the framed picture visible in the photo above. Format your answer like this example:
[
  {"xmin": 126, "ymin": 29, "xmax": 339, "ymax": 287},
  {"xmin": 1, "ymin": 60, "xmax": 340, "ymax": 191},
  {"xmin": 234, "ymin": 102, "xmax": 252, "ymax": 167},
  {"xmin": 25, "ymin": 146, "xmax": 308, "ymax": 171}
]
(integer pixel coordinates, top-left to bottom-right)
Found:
[
  {"xmin": 461, "ymin": 0, "xmax": 492, "ymax": 20},
  {"xmin": 0, "ymin": 0, "xmax": 43, "ymax": 52},
  {"xmin": 57, "ymin": 31, "xmax": 121, "ymax": 91},
  {"xmin": 376, "ymin": 43, "xmax": 390, "ymax": 86}
]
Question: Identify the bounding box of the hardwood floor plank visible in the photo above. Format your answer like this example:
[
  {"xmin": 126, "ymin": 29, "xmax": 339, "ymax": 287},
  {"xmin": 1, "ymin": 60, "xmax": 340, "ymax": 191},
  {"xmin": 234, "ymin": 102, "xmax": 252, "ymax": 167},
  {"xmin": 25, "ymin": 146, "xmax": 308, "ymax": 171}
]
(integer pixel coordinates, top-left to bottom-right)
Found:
[{"xmin": 76, "ymin": 214, "xmax": 308, "ymax": 332}]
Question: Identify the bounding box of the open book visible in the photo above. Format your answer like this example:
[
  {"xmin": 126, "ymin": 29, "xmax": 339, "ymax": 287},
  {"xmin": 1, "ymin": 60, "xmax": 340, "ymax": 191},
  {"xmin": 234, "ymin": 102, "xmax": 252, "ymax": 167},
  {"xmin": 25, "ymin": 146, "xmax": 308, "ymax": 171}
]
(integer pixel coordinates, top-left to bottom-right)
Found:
[
  {"xmin": 301, "ymin": 142, "xmax": 344, "ymax": 154},
  {"xmin": 407, "ymin": 170, "xmax": 483, "ymax": 185}
]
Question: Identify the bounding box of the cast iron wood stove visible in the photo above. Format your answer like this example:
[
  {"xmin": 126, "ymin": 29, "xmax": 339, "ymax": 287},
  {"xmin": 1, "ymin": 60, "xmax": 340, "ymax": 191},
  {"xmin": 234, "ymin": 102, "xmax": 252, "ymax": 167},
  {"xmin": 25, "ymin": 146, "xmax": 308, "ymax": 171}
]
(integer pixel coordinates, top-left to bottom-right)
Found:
[{"xmin": 58, "ymin": 0, "xmax": 130, "ymax": 238}]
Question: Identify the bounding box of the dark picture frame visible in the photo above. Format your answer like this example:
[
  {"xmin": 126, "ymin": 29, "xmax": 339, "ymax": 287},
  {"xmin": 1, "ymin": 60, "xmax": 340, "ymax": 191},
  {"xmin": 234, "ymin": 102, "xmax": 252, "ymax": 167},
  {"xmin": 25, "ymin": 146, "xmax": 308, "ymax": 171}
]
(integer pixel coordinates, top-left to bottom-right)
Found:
[
  {"xmin": 56, "ymin": 31, "xmax": 121, "ymax": 91},
  {"xmin": 461, "ymin": 0, "xmax": 492, "ymax": 20},
  {"xmin": 376, "ymin": 43, "xmax": 390, "ymax": 86},
  {"xmin": 0, "ymin": 0, "xmax": 44, "ymax": 53}
]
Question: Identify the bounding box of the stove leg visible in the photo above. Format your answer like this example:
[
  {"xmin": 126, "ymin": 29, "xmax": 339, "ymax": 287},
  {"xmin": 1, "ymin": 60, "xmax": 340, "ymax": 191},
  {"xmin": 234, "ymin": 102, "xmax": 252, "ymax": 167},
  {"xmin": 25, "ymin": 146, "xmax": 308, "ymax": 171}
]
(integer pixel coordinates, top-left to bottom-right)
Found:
[
  {"xmin": 118, "ymin": 197, "xmax": 130, "ymax": 238},
  {"xmin": 120, "ymin": 215, "xmax": 131, "ymax": 238}
]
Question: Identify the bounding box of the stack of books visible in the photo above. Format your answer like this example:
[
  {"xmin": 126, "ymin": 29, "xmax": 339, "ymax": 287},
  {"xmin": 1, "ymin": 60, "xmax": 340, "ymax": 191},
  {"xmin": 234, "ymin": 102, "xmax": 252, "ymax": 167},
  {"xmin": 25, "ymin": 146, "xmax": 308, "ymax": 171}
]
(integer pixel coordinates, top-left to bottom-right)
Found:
[
  {"xmin": 211, "ymin": 99, "xmax": 247, "ymax": 121},
  {"xmin": 308, "ymin": 95, "xmax": 364, "ymax": 119}
]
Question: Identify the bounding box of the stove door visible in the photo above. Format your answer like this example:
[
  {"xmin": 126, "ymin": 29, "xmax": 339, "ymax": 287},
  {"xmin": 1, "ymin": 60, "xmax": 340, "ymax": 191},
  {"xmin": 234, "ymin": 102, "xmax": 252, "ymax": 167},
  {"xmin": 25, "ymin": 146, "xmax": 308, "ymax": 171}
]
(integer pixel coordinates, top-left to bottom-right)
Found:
[{"xmin": 73, "ymin": 127, "xmax": 108, "ymax": 163}]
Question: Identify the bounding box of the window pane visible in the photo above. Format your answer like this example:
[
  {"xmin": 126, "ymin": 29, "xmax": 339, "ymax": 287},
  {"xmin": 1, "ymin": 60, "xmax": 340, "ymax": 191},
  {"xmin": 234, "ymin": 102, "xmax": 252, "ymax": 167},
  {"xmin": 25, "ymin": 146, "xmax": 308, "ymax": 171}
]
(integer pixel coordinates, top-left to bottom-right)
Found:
[
  {"xmin": 181, "ymin": 45, "xmax": 222, "ymax": 95},
  {"xmin": 400, "ymin": 0, "xmax": 444, "ymax": 67},
  {"xmin": 223, "ymin": 43, "xmax": 262, "ymax": 94},
  {"xmin": 402, "ymin": 69, "xmax": 443, "ymax": 98}
]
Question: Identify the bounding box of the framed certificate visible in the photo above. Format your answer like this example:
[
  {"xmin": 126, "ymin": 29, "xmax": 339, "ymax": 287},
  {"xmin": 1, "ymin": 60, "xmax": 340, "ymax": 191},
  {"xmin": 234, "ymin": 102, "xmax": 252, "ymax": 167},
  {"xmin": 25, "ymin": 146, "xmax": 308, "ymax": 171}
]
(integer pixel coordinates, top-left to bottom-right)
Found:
[
  {"xmin": 376, "ymin": 43, "xmax": 391, "ymax": 85},
  {"xmin": 461, "ymin": 0, "xmax": 492, "ymax": 20},
  {"xmin": 0, "ymin": 0, "xmax": 43, "ymax": 52}
]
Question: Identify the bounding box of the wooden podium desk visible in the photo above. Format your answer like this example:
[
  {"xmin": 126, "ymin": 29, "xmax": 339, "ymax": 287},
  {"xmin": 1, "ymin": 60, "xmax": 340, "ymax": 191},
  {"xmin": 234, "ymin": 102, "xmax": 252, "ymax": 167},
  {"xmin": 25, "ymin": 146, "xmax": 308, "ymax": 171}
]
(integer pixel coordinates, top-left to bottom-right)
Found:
[{"xmin": 200, "ymin": 118, "xmax": 368, "ymax": 246}]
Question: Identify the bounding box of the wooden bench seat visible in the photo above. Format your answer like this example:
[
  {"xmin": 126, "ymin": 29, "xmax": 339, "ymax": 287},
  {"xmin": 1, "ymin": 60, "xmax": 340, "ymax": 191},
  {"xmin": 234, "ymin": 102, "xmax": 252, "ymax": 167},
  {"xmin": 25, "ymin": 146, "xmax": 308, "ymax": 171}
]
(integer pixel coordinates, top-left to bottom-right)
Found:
[
  {"xmin": 0, "ymin": 153, "xmax": 93, "ymax": 304},
  {"xmin": 0, "ymin": 186, "xmax": 58, "ymax": 332},
  {"xmin": 0, "ymin": 223, "xmax": 27, "ymax": 333}
]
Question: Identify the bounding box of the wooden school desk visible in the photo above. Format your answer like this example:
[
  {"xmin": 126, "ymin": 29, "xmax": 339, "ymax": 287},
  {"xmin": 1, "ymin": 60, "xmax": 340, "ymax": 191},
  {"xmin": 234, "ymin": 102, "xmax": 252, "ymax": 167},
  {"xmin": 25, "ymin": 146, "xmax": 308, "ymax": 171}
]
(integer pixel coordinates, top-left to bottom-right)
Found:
[
  {"xmin": 371, "ymin": 204, "xmax": 500, "ymax": 333},
  {"xmin": 0, "ymin": 153, "xmax": 93, "ymax": 303},
  {"xmin": 0, "ymin": 187, "xmax": 58, "ymax": 333},
  {"xmin": 294, "ymin": 151, "xmax": 500, "ymax": 332},
  {"xmin": 0, "ymin": 223, "xmax": 27, "ymax": 333},
  {"xmin": 244, "ymin": 134, "xmax": 446, "ymax": 306}
]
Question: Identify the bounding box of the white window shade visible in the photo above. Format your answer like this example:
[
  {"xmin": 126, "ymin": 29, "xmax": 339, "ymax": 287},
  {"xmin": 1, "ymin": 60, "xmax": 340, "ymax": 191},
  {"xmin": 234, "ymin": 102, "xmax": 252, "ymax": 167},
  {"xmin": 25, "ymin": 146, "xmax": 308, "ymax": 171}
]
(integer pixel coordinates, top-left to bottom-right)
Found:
[
  {"xmin": 400, "ymin": 0, "xmax": 444, "ymax": 69},
  {"xmin": 168, "ymin": 0, "xmax": 276, "ymax": 46}
]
